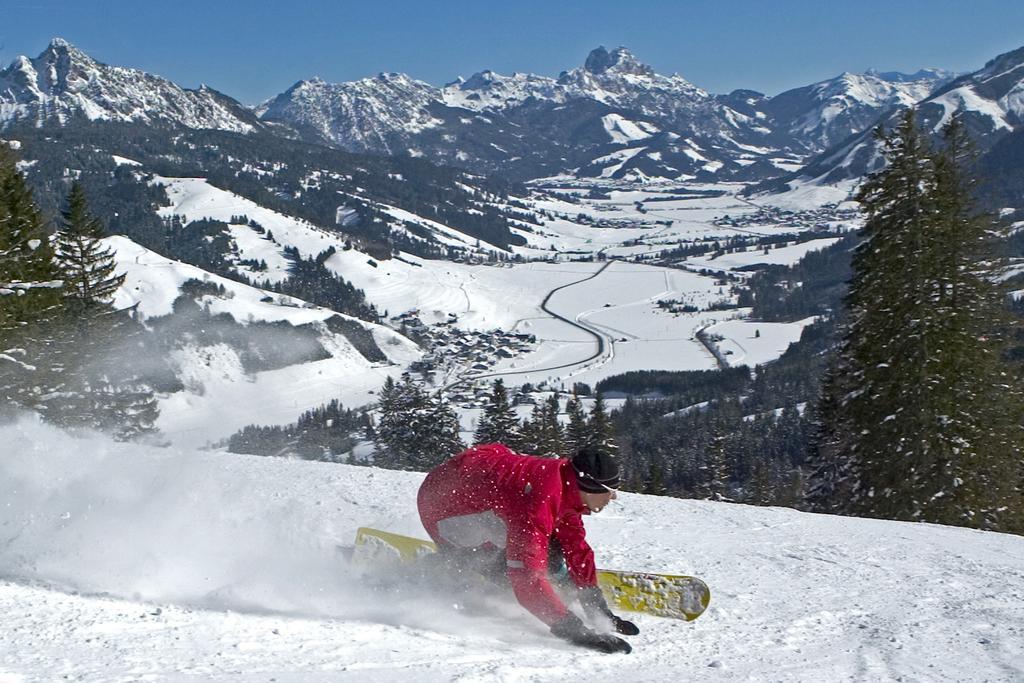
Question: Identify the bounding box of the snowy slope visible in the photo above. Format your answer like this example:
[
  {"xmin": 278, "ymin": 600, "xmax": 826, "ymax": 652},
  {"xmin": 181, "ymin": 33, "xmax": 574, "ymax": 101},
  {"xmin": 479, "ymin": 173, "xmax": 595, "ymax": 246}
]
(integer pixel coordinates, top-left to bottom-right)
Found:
[
  {"xmin": 2, "ymin": 417, "xmax": 1022, "ymax": 681},
  {"xmin": 706, "ymin": 316, "xmax": 818, "ymax": 368},
  {"xmin": 155, "ymin": 175, "xmax": 518, "ymax": 277},
  {"xmin": 105, "ymin": 235, "xmax": 420, "ymax": 448},
  {"xmin": 686, "ymin": 237, "xmax": 842, "ymax": 271},
  {"xmin": 923, "ymin": 47, "xmax": 1024, "ymax": 134}
]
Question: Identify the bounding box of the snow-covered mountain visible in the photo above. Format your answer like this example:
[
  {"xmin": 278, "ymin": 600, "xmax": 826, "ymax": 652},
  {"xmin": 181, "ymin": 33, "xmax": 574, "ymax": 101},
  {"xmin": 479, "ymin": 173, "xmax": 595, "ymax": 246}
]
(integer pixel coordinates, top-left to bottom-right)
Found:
[
  {"xmin": 919, "ymin": 47, "xmax": 1024, "ymax": 135},
  {"xmin": 762, "ymin": 68, "xmax": 953, "ymax": 154},
  {"xmin": 0, "ymin": 39, "xmax": 958, "ymax": 184},
  {"xmin": 0, "ymin": 38, "xmax": 259, "ymax": 133},
  {"xmin": 259, "ymin": 45, "xmax": 950, "ymax": 182},
  {"xmin": 441, "ymin": 70, "xmax": 564, "ymax": 112},
  {"xmin": 766, "ymin": 45, "xmax": 1024, "ymax": 204},
  {"xmin": 256, "ymin": 73, "xmax": 442, "ymax": 155},
  {"xmin": 436, "ymin": 45, "xmax": 716, "ymax": 120},
  {"xmin": 555, "ymin": 47, "xmax": 710, "ymax": 121}
]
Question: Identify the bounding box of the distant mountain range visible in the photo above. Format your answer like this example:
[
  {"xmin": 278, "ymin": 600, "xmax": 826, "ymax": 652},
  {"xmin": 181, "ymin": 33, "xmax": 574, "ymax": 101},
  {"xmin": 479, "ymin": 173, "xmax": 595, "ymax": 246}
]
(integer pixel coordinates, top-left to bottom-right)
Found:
[
  {"xmin": 1, "ymin": 39, "xmax": 956, "ymax": 183},
  {"xmin": 763, "ymin": 45, "xmax": 1024, "ymax": 210},
  {"xmin": 257, "ymin": 45, "xmax": 955, "ymax": 182},
  {"xmin": 3, "ymin": 38, "xmax": 1023, "ymax": 215}
]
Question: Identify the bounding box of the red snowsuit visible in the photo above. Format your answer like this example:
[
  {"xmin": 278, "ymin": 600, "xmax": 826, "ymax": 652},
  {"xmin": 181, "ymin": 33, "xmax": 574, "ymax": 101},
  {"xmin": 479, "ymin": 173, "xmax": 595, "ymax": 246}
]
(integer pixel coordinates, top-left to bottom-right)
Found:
[{"xmin": 417, "ymin": 443, "xmax": 599, "ymax": 625}]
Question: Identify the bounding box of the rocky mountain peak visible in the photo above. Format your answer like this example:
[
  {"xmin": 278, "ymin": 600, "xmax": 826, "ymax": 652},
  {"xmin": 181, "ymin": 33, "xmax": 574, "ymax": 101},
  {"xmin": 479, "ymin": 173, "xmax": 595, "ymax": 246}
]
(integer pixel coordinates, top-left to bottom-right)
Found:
[
  {"xmin": 38, "ymin": 37, "xmax": 98, "ymax": 72},
  {"xmin": 980, "ymin": 45, "xmax": 1024, "ymax": 77},
  {"xmin": 0, "ymin": 38, "xmax": 257, "ymax": 134},
  {"xmin": 462, "ymin": 70, "xmax": 498, "ymax": 88},
  {"xmin": 584, "ymin": 46, "xmax": 653, "ymax": 77},
  {"xmin": 45, "ymin": 37, "xmax": 85, "ymax": 55},
  {"xmin": 0, "ymin": 38, "xmax": 100, "ymax": 100}
]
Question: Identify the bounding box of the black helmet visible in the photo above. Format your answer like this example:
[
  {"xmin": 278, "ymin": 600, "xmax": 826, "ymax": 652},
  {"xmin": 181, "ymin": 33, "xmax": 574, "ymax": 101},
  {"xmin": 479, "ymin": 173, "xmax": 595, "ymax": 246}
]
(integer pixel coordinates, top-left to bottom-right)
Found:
[{"xmin": 571, "ymin": 446, "xmax": 620, "ymax": 493}]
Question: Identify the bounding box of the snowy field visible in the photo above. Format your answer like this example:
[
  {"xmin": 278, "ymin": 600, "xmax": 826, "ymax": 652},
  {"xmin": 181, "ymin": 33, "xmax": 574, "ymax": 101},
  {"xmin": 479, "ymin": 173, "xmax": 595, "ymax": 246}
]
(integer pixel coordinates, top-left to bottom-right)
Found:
[
  {"xmin": 705, "ymin": 316, "xmax": 818, "ymax": 368},
  {"xmin": 685, "ymin": 238, "xmax": 841, "ymax": 272},
  {"xmin": 2, "ymin": 417, "xmax": 1022, "ymax": 682}
]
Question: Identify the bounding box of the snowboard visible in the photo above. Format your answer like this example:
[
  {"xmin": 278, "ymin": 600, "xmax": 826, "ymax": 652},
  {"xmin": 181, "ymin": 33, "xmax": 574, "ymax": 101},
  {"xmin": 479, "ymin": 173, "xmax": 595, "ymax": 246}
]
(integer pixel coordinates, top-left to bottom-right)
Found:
[{"xmin": 352, "ymin": 526, "xmax": 710, "ymax": 621}]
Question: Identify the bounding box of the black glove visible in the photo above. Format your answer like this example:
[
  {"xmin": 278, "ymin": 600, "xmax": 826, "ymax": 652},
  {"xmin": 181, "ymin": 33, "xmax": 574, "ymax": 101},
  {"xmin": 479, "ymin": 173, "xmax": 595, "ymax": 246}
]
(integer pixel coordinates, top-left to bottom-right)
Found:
[
  {"xmin": 550, "ymin": 613, "xmax": 632, "ymax": 654},
  {"xmin": 578, "ymin": 586, "xmax": 640, "ymax": 636}
]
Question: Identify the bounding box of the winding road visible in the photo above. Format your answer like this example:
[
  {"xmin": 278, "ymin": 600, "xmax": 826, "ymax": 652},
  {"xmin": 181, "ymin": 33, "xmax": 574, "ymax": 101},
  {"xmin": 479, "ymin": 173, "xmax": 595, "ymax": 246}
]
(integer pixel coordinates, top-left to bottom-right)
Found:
[{"xmin": 441, "ymin": 261, "xmax": 614, "ymax": 394}]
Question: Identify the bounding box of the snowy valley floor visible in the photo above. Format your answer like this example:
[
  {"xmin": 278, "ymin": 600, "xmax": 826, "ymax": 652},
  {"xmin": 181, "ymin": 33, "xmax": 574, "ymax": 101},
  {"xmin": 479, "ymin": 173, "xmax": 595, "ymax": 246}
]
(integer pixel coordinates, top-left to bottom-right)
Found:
[{"xmin": 2, "ymin": 419, "xmax": 1023, "ymax": 682}]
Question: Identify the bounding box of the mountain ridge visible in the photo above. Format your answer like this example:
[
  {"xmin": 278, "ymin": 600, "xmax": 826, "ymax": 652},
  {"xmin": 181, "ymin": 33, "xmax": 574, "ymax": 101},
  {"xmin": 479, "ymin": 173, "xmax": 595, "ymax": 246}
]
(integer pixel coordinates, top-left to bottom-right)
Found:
[
  {"xmin": 1, "ymin": 40, "xmax": 956, "ymax": 183},
  {"xmin": 0, "ymin": 37, "xmax": 259, "ymax": 133},
  {"xmin": 757, "ymin": 43, "xmax": 1024, "ymax": 209},
  {"xmin": 256, "ymin": 44, "xmax": 953, "ymax": 182}
]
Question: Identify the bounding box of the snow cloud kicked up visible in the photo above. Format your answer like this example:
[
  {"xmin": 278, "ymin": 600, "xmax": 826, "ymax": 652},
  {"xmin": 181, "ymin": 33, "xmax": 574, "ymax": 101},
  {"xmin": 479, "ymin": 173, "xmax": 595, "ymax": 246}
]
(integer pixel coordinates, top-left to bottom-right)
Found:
[
  {"xmin": 0, "ymin": 416, "xmax": 351, "ymax": 613},
  {"xmin": 0, "ymin": 416, "xmax": 543, "ymax": 643}
]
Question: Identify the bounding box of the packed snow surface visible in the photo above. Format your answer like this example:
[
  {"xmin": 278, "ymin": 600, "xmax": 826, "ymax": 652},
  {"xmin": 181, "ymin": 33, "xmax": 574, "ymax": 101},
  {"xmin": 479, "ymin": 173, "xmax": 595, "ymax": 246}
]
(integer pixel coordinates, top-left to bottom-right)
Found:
[{"xmin": 2, "ymin": 418, "xmax": 1022, "ymax": 681}]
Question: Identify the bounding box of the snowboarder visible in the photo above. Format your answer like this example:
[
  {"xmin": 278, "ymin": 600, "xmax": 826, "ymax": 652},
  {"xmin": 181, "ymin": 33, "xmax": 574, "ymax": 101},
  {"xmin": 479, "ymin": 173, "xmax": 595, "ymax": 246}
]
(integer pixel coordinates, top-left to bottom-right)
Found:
[{"xmin": 417, "ymin": 442, "xmax": 639, "ymax": 654}]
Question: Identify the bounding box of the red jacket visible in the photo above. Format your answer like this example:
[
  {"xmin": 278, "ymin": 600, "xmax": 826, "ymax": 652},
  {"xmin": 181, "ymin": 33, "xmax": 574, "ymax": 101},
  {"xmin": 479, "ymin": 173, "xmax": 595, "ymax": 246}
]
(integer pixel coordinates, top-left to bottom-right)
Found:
[{"xmin": 417, "ymin": 443, "xmax": 598, "ymax": 625}]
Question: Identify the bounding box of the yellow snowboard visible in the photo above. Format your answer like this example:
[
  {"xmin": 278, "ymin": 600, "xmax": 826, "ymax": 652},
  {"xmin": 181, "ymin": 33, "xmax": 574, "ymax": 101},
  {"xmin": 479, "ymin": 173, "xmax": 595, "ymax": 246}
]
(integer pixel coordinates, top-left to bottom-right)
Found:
[{"xmin": 353, "ymin": 527, "xmax": 710, "ymax": 621}]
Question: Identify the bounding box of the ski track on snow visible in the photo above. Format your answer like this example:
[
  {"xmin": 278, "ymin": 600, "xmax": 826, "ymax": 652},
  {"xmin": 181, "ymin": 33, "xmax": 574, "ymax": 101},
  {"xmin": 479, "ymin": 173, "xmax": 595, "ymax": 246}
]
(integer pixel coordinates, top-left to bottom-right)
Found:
[{"xmin": 1, "ymin": 419, "xmax": 1023, "ymax": 681}]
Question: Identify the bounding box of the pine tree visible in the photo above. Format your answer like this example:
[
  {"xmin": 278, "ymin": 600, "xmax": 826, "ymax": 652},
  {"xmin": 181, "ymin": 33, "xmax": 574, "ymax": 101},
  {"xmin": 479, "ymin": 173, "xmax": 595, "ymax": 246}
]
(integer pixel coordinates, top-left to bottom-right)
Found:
[
  {"xmin": 0, "ymin": 158, "xmax": 61, "ymax": 317},
  {"xmin": 517, "ymin": 406, "xmax": 544, "ymax": 456},
  {"xmin": 586, "ymin": 391, "xmax": 618, "ymax": 457},
  {"xmin": 810, "ymin": 112, "xmax": 935, "ymax": 514},
  {"xmin": 747, "ymin": 457, "xmax": 774, "ymax": 506},
  {"xmin": 0, "ymin": 145, "xmax": 64, "ymax": 415},
  {"xmin": 517, "ymin": 394, "xmax": 564, "ymax": 457},
  {"xmin": 918, "ymin": 119, "xmax": 1024, "ymax": 530},
  {"xmin": 645, "ymin": 455, "xmax": 667, "ymax": 495},
  {"xmin": 372, "ymin": 375, "xmax": 404, "ymax": 469},
  {"xmin": 473, "ymin": 378, "xmax": 520, "ymax": 447},
  {"xmin": 539, "ymin": 394, "xmax": 566, "ymax": 457},
  {"xmin": 808, "ymin": 112, "xmax": 1024, "ymax": 532},
  {"xmin": 564, "ymin": 393, "xmax": 589, "ymax": 455},
  {"xmin": 54, "ymin": 182, "xmax": 125, "ymax": 311},
  {"xmin": 695, "ymin": 405, "xmax": 734, "ymax": 501},
  {"xmin": 374, "ymin": 374, "xmax": 463, "ymax": 470},
  {"xmin": 416, "ymin": 393, "xmax": 464, "ymax": 469},
  {"xmin": 42, "ymin": 183, "xmax": 157, "ymax": 440}
]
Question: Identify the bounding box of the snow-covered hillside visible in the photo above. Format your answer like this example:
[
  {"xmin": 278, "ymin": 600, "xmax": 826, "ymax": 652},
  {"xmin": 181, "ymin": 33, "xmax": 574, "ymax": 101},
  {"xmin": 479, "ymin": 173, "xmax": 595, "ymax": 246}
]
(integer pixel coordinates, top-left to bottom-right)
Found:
[
  {"xmin": 763, "ymin": 69, "xmax": 952, "ymax": 154},
  {"xmin": 2, "ymin": 417, "xmax": 1022, "ymax": 681},
  {"xmin": 106, "ymin": 235, "xmax": 420, "ymax": 448}
]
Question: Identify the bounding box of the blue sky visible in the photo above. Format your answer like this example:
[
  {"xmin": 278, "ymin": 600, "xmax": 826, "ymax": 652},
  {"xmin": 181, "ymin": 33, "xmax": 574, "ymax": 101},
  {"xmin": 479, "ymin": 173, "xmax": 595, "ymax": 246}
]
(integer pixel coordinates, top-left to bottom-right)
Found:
[{"xmin": 2, "ymin": 0, "xmax": 1023, "ymax": 104}]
